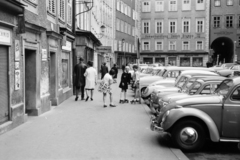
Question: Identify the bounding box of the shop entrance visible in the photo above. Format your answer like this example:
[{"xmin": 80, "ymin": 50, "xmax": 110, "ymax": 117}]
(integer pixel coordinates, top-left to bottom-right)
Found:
[
  {"xmin": 49, "ymin": 52, "xmax": 56, "ymax": 105},
  {"xmin": 25, "ymin": 49, "xmax": 37, "ymax": 113},
  {"xmin": 0, "ymin": 46, "xmax": 9, "ymax": 124},
  {"xmin": 211, "ymin": 37, "xmax": 234, "ymax": 64}
]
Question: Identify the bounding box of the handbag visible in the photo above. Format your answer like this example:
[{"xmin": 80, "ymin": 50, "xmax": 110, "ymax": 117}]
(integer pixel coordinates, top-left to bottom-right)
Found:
[{"xmin": 98, "ymin": 80, "xmax": 110, "ymax": 93}]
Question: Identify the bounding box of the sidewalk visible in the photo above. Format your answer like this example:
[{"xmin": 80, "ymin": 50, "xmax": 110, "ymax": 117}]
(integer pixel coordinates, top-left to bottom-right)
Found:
[{"xmin": 0, "ymin": 71, "xmax": 188, "ymax": 160}]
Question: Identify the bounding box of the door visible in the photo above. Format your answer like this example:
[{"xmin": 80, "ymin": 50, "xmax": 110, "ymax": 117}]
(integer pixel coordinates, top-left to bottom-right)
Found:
[
  {"xmin": 50, "ymin": 52, "xmax": 56, "ymax": 105},
  {"xmin": 222, "ymin": 86, "xmax": 240, "ymax": 138},
  {"xmin": 25, "ymin": 49, "xmax": 37, "ymax": 113},
  {"xmin": 0, "ymin": 46, "xmax": 9, "ymax": 124}
]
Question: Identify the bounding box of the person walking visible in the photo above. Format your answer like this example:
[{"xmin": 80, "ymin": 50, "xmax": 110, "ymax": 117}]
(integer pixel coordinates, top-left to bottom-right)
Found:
[
  {"xmin": 74, "ymin": 57, "xmax": 87, "ymax": 101},
  {"xmin": 119, "ymin": 66, "xmax": 131, "ymax": 103},
  {"xmin": 131, "ymin": 65, "xmax": 140, "ymax": 104},
  {"xmin": 111, "ymin": 64, "xmax": 118, "ymax": 83},
  {"xmin": 84, "ymin": 61, "xmax": 97, "ymax": 101},
  {"xmin": 101, "ymin": 69, "xmax": 116, "ymax": 108},
  {"xmin": 101, "ymin": 62, "xmax": 108, "ymax": 79}
]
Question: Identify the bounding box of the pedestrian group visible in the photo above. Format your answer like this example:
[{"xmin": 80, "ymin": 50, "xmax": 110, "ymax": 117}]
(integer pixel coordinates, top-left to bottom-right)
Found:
[{"xmin": 74, "ymin": 57, "xmax": 140, "ymax": 108}]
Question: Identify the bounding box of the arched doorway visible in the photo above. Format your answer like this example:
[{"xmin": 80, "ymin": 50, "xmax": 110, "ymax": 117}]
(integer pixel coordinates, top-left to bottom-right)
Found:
[{"xmin": 211, "ymin": 37, "xmax": 234, "ymax": 64}]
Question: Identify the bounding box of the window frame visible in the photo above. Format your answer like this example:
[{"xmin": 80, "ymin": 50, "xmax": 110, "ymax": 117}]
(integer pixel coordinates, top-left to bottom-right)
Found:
[
  {"xmin": 214, "ymin": 0, "xmax": 221, "ymax": 6},
  {"xmin": 155, "ymin": 40, "xmax": 163, "ymax": 50},
  {"xmin": 142, "ymin": 1, "xmax": 151, "ymax": 12},
  {"xmin": 182, "ymin": 41, "xmax": 190, "ymax": 50},
  {"xmin": 169, "ymin": 41, "xmax": 176, "ymax": 50},
  {"xmin": 196, "ymin": 18, "xmax": 204, "ymax": 33},
  {"xmin": 226, "ymin": 0, "xmax": 234, "ymax": 6},
  {"xmin": 142, "ymin": 41, "xmax": 150, "ymax": 50},
  {"xmin": 182, "ymin": 19, "xmax": 190, "ymax": 33},
  {"xmin": 169, "ymin": 20, "xmax": 177, "ymax": 33},
  {"xmin": 142, "ymin": 21, "xmax": 150, "ymax": 34},
  {"xmin": 182, "ymin": 0, "xmax": 191, "ymax": 11},
  {"xmin": 155, "ymin": 20, "xmax": 163, "ymax": 34},
  {"xmin": 155, "ymin": 0, "xmax": 164, "ymax": 12},
  {"xmin": 196, "ymin": 41, "xmax": 203, "ymax": 50},
  {"xmin": 169, "ymin": 0, "xmax": 177, "ymax": 11}
]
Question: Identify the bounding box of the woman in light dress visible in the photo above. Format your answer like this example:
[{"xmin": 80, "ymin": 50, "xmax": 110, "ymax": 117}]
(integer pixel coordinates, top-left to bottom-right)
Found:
[{"xmin": 84, "ymin": 61, "xmax": 97, "ymax": 101}]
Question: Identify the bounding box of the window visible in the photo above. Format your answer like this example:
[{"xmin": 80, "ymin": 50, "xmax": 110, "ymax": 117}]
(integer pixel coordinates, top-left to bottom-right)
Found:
[
  {"xmin": 214, "ymin": 0, "xmax": 221, "ymax": 6},
  {"xmin": 227, "ymin": 0, "xmax": 233, "ymax": 5},
  {"xmin": 169, "ymin": 41, "xmax": 176, "ymax": 50},
  {"xmin": 155, "ymin": 41, "xmax": 163, "ymax": 50},
  {"xmin": 47, "ymin": 0, "xmax": 56, "ymax": 15},
  {"xmin": 200, "ymin": 85, "xmax": 212, "ymax": 95},
  {"xmin": 59, "ymin": 0, "xmax": 65, "ymax": 20},
  {"xmin": 121, "ymin": 20, "xmax": 124, "ymax": 32},
  {"xmin": 67, "ymin": 0, "xmax": 72, "ymax": 25},
  {"xmin": 196, "ymin": 19, "xmax": 204, "ymax": 32},
  {"xmin": 182, "ymin": 0, "xmax": 191, "ymax": 10},
  {"xmin": 183, "ymin": 20, "xmax": 190, "ymax": 33},
  {"xmin": 180, "ymin": 57, "xmax": 190, "ymax": 66},
  {"xmin": 116, "ymin": 19, "xmax": 120, "ymax": 30},
  {"xmin": 213, "ymin": 16, "xmax": 221, "ymax": 28},
  {"xmin": 231, "ymin": 87, "xmax": 240, "ymax": 101},
  {"xmin": 142, "ymin": 21, "xmax": 150, "ymax": 33},
  {"xmin": 155, "ymin": 1, "xmax": 164, "ymax": 12},
  {"xmin": 226, "ymin": 15, "xmax": 233, "ymax": 28},
  {"xmin": 117, "ymin": 0, "xmax": 120, "ymax": 10},
  {"xmin": 196, "ymin": 41, "xmax": 203, "ymax": 50},
  {"xmin": 142, "ymin": 1, "xmax": 151, "ymax": 12},
  {"xmin": 155, "ymin": 20, "xmax": 163, "ymax": 33},
  {"xmin": 124, "ymin": 3, "xmax": 128, "ymax": 15},
  {"xmin": 132, "ymin": 26, "xmax": 135, "ymax": 36},
  {"xmin": 125, "ymin": 22, "xmax": 128, "ymax": 33},
  {"xmin": 143, "ymin": 41, "xmax": 150, "ymax": 50},
  {"xmin": 121, "ymin": 1, "xmax": 124, "ymax": 13},
  {"xmin": 169, "ymin": 0, "xmax": 177, "ymax": 11},
  {"xmin": 238, "ymin": 16, "xmax": 240, "ymax": 28},
  {"xmin": 196, "ymin": 0, "xmax": 205, "ymax": 10},
  {"xmin": 192, "ymin": 57, "xmax": 203, "ymax": 67},
  {"xmin": 238, "ymin": 36, "xmax": 240, "ymax": 46},
  {"xmin": 182, "ymin": 41, "xmax": 190, "ymax": 50},
  {"xmin": 169, "ymin": 20, "xmax": 177, "ymax": 33}
]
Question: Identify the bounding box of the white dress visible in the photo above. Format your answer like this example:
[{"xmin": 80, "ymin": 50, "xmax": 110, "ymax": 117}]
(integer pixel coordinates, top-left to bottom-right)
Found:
[{"xmin": 84, "ymin": 67, "xmax": 97, "ymax": 90}]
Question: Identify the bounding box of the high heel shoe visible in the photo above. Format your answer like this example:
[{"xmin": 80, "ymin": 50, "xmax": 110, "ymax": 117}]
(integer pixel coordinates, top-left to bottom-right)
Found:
[{"xmin": 85, "ymin": 96, "xmax": 89, "ymax": 101}]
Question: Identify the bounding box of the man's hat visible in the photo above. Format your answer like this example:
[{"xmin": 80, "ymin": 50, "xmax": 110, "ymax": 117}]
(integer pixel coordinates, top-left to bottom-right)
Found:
[{"xmin": 79, "ymin": 57, "xmax": 84, "ymax": 61}]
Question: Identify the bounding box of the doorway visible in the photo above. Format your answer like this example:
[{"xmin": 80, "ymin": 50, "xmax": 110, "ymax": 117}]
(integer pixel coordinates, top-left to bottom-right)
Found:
[
  {"xmin": 49, "ymin": 52, "xmax": 56, "ymax": 105},
  {"xmin": 211, "ymin": 37, "xmax": 234, "ymax": 64},
  {"xmin": 25, "ymin": 49, "xmax": 37, "ymax": 113},
  {"xmin": 0, "ymin": 46, "xmax": 9, "ymax": 124}
]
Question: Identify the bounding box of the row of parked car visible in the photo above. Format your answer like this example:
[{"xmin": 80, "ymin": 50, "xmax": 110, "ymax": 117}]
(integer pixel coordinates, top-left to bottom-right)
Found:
[{"xmin": 137, "ymin": 63, "xmax": 240, "ymax": 152}]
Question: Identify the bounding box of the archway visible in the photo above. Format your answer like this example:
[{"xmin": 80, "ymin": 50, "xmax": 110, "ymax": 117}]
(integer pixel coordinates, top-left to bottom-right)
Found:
[{"xmin": 211, "ymin": 37, "xmax": 234, "ymax": 64}]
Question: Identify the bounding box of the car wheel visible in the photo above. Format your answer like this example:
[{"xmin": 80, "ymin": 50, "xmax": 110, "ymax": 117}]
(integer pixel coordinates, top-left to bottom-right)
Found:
[{"xmin": 171, "ymin": 120, "xmax": 206, "ymax": 152}]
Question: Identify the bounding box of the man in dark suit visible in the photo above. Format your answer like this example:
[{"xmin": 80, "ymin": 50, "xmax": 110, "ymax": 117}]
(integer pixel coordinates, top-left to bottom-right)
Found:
[
  {"xmin": 101, "ymin": 62, "xmax": 108, "ymax": 79},
  {"xmin": 74, "ymin": 57, "xmax": 87, "ymax": 101}
]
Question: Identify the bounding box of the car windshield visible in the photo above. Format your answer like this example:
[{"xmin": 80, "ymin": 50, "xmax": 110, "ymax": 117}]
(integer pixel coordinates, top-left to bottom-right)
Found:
[
  {"xmin": 164, "ymin": 70, "xmax": 181, "ymax": 78},
  {"xmin": 157, "ymin": 69, "xmax": 166, "ymax": 76},
  {"xmin": 215, "ymin": 79, "xmax": 234, "ymax": 97},
  {"xmin": 188, "ymin": 82, "xmax": 201, "ymax": 95},
  {"xmin": 176, "ymin": 77, "xmax": 187, "ymax": 88},
  {"xmin": 152, "ymin": 69, "xmax": 160, "ymax": 75}
]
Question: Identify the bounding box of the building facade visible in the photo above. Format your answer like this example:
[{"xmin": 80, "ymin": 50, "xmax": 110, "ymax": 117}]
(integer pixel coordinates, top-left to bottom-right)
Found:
[
  {"xmin": 75, "ymin": 0, "xmax": 114, "ymax": 78},
  {"xmin": 115, "ymin": 0, "xmax": 140, "ymax": 67},
  {"xmin": 210, "ymin": 0, "xmax": 240, "ymax": 64},
  {"xmin": 140, "ymin": 0, "xmax": 210, "ymax": 67},
  {"xmin": 0, "ymin": 0, "xmax": 76, "ymax": 135}
]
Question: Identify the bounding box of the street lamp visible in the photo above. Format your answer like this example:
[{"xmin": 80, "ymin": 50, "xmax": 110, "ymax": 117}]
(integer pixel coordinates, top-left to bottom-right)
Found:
[{"xmin": 122, "ymin": 38, "xmax": 125, "ymax": 65}]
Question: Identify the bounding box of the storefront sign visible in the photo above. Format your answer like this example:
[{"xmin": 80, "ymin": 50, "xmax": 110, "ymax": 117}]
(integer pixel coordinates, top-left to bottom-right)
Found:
[
  {"xmin": 62, "ymin": 41, "xmax": 72, "ymax": 51},
  {"xmin": 42, "ymin": 49, "xmax": 47, "ymax": 61},
  {"xmin": 214, "ymin": 31, "xmax": 233, "ymax": 35},
  {"xmin": 15, "ymin": 40, "xmax": 20, "ymax": 61},
  {"xmin": 144, "ymin": 34, "xmax": 205, "ymax": 39},
  {"xmin": 96, "ymin": 46, "xmax": 112, "ymax": 53},
  {"xmin": 0, "ymin": 29, "xmax": 11, "ymax": 45},
  {"xmin": 15, "ymin": 70, "xmax": 20, "ymax": 90}
]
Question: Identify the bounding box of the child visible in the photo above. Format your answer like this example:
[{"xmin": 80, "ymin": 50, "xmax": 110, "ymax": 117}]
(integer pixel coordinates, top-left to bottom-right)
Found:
[
  {"xmin": 119, "ymin": 66, "xmax": 131, "ymax": 103},
  {"xmin": 131, "ymin": 65, "xmax": 140, "ymax": 104},
  {"xmin": 101, "ymin": 69, "xmax": 116, "ymax": 108}
]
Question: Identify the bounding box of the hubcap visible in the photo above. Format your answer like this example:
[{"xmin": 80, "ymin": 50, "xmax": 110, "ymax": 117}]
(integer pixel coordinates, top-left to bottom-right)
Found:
[{"xmin": 179, "ymin": 127, "xmax": 198, "ymax": 145}]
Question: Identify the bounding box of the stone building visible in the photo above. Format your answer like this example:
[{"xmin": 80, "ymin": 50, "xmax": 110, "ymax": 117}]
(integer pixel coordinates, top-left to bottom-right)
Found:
[
  {"xmin": 115, "ymin": 0, "xmax": 141, "ymax": 66},
  {"xmin": 0, "ymin": 0, "xmax": 25, "ymax": 134},
  {"xmin": 140, "ymin": 0, "xmax": 210, "ymax": 67},
  {"xmin": 0, "ymin": 0, "xmax": 76, "ymax": 135},
  {"xmin": 210, "ymin": 0, "xmax": 240, "ymax": 64}
]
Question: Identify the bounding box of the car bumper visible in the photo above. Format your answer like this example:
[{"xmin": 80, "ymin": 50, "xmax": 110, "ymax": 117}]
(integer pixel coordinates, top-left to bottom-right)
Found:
[{"xmin": 150, "ymin": 116, "xmax": 164, "ymax": 133}]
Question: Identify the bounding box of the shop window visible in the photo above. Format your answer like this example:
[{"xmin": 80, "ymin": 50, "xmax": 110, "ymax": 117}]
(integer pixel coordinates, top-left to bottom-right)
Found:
[
  {"xmin": 192, "ymin": 57, "xmax": 203, "ymax": 67},
  {"xmin": 168, "ymin": 57, "xmax": 177, "ymax": 65},
  {"xmin": 155, "ymin": 58, "xmax": 165, "ymax": 66},
  {"xmin": 180, "ymin": 57, "xmax": 190, "ymax": 66},
  {"xmin": 214, "ymin": 0, "xmax": 221, "ymax": 6},
  {"xmin": 62, "ymin": 59, "xmax": 69, "ymax": 88}
]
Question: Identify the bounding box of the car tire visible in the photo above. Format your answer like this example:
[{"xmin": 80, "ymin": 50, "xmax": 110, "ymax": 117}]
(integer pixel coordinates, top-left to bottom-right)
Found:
[{"xmin": 171, "ymin": 120, "xmax": 206, "ymax": 152}]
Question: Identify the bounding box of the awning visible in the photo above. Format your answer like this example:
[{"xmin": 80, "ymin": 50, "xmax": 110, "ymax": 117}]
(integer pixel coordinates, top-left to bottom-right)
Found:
[
  {"xmin": 75, "ymin": 29, "xmax": 102, "ymax": 46},
  {"xmin": 0, "ymin": 0, "xmax": 25, "ymax": 14}
]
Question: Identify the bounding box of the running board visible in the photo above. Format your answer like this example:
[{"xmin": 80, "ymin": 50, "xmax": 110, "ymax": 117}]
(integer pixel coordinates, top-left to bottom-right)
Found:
[{"xmin": 220, "ymin": 139, "xmax": 240, "ymax": 142}]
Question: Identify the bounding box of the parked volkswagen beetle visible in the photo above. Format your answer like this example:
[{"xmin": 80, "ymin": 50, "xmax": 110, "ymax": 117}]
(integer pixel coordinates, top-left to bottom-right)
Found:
[{"xmin": 150, "ymin": 77, "xmax": 240, "ymax": 152}]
